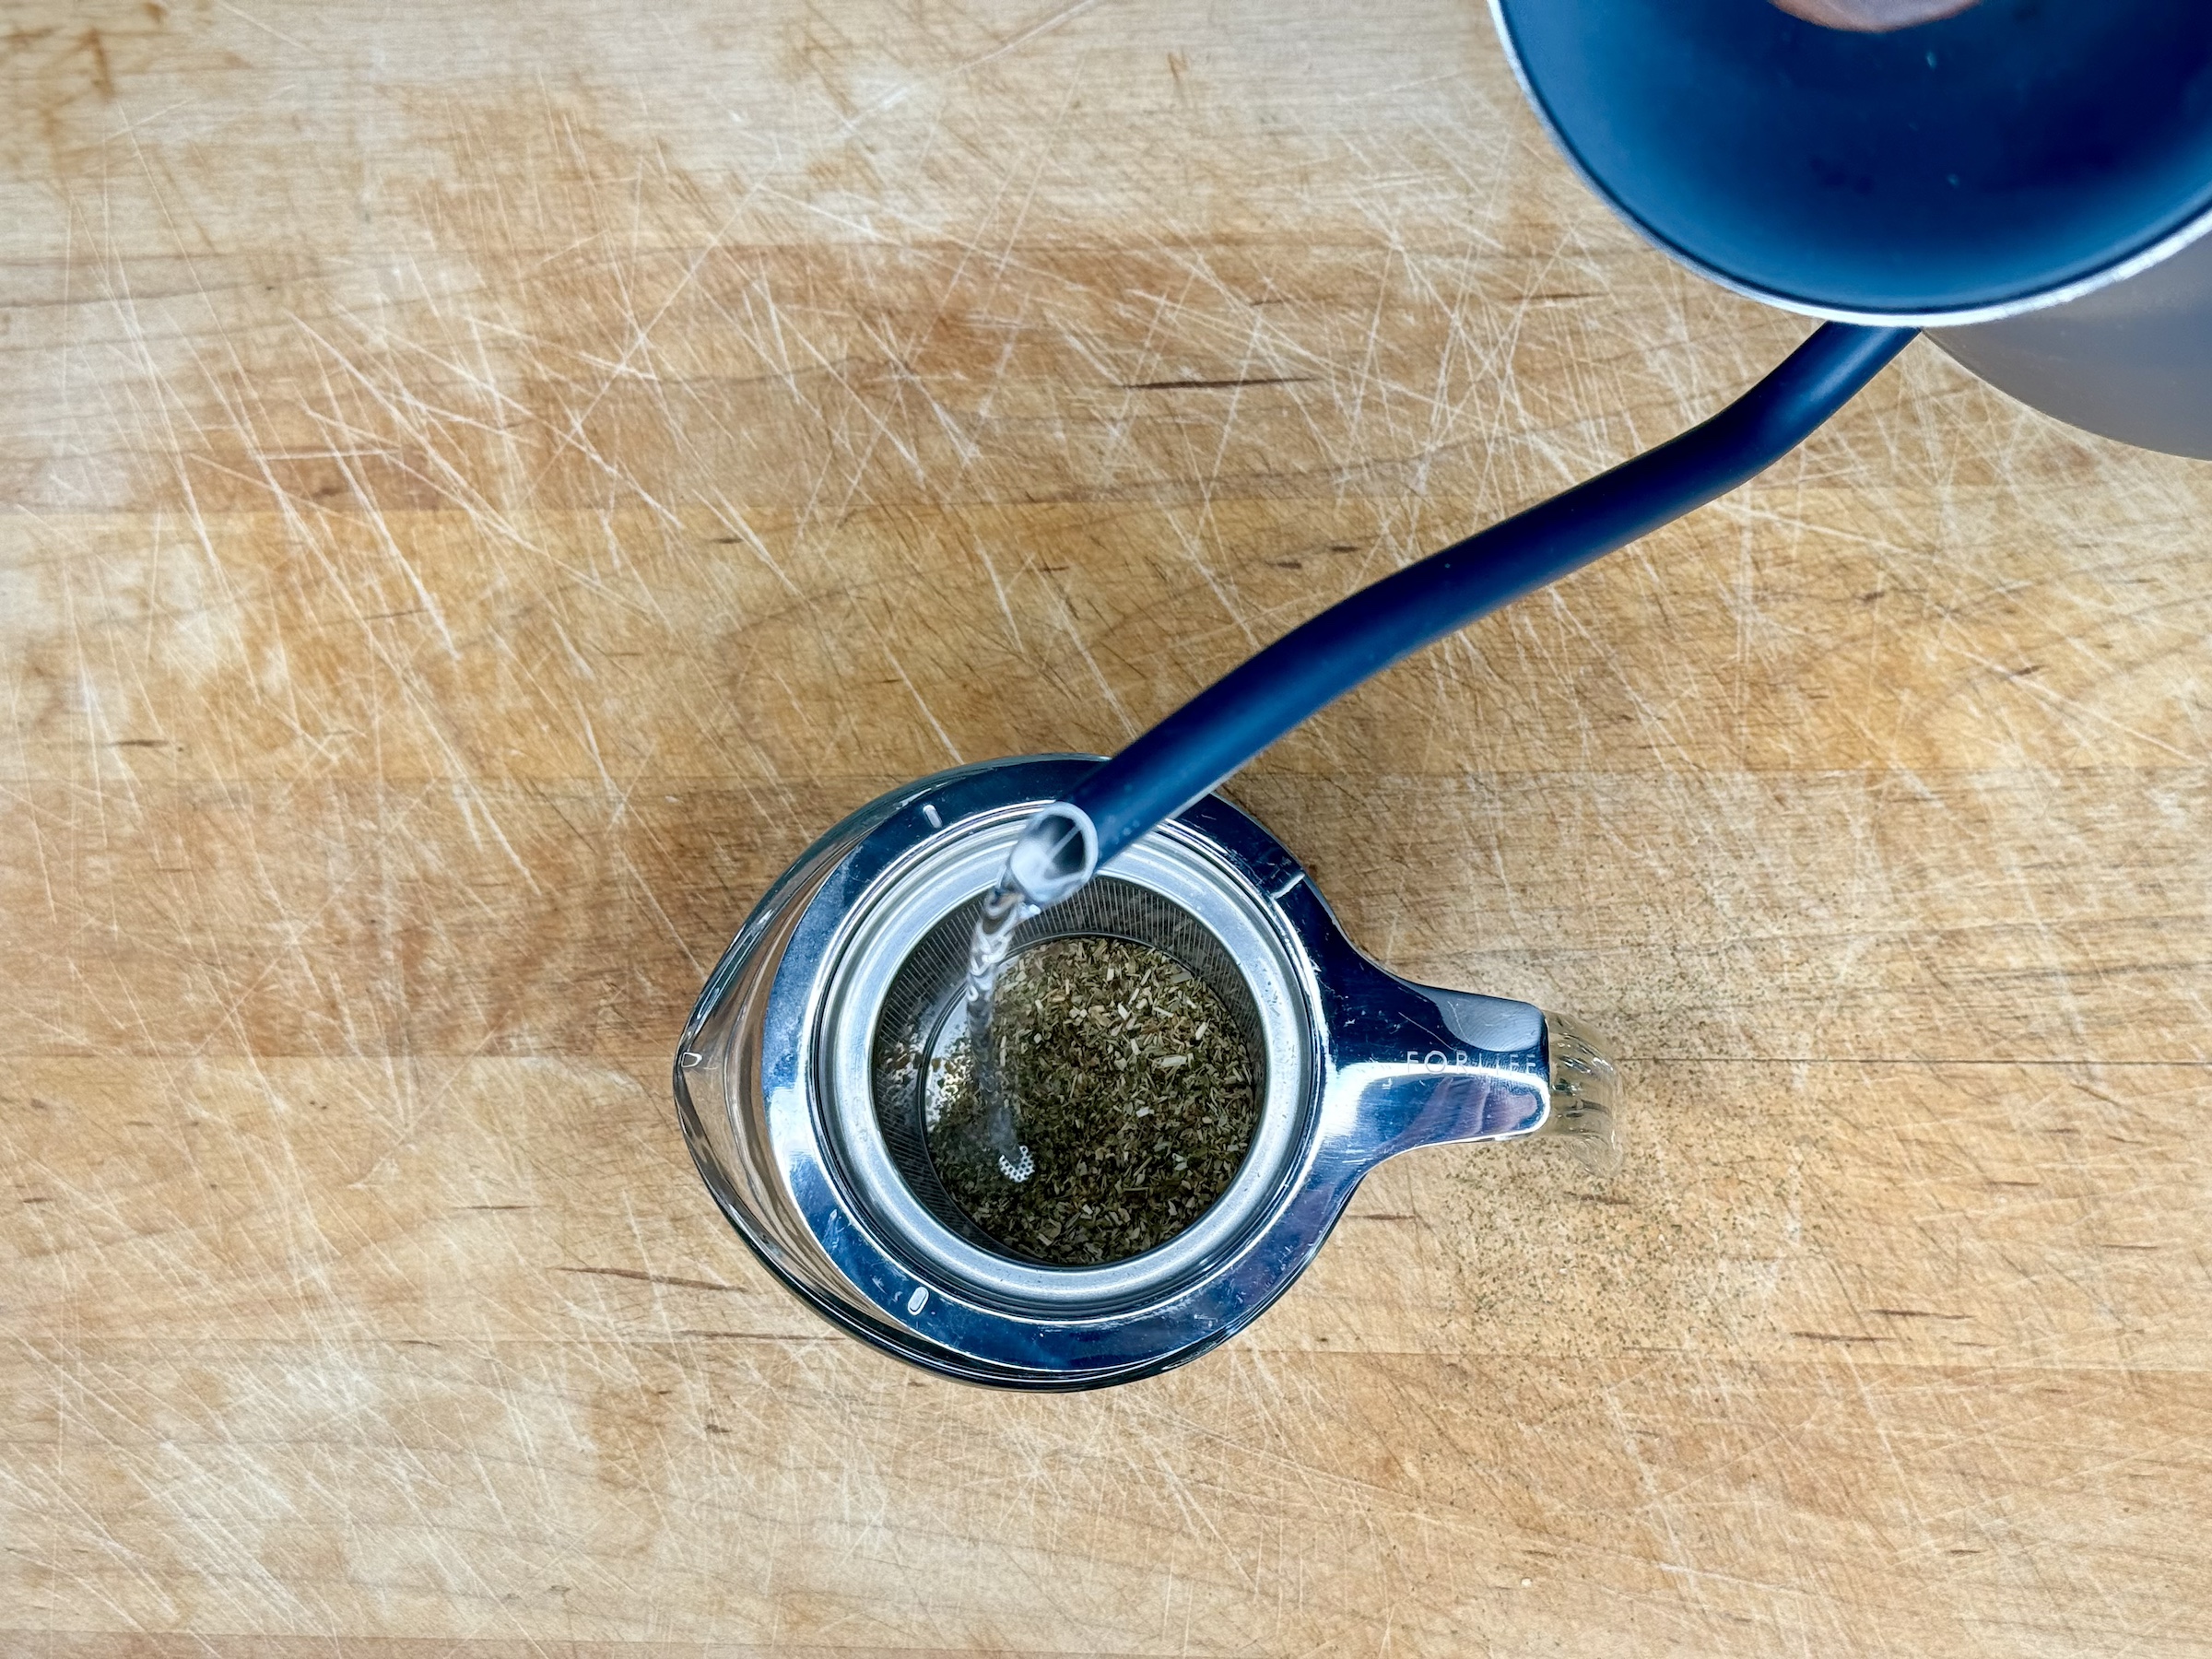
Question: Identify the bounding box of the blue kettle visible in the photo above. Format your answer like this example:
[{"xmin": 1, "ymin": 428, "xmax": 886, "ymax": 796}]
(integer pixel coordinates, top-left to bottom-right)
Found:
[{"xmin": 1497, "ymin": 0, "xmax": 2212, "ymax": 457}]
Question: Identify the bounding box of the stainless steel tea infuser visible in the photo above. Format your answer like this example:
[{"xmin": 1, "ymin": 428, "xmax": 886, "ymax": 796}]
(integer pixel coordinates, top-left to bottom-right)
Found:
[
  {"xmin": 677, "ymin": 0, "xmax": 2212, "ymax": 1387},
  {"xmin": 675, "ymin": 757, "xmax": 1618, "ymax": 1390}
]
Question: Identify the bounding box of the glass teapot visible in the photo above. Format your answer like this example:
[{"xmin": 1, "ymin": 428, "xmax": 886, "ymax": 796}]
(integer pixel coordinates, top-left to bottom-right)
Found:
[{"xmin": 675, "ymin": 756, "xmax": 1618, "ymax": 1390}]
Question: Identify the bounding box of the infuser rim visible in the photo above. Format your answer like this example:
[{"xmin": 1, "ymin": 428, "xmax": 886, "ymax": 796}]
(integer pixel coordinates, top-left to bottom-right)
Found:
[{"xmin": 816, "ymin": 809, "xmax": 1317, "ymax": 1316}]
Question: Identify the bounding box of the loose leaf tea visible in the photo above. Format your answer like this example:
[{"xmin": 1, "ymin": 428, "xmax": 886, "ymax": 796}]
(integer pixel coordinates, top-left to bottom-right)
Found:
[{"xmin": 926, "ymin": 935, "xmax": 1261, "ymax": 1265}]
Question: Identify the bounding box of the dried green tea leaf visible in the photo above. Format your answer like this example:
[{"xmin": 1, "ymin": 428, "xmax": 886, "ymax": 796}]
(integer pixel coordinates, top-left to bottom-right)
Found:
[{"xmin": 926, "ymin": 935, "xmax": 1260, "ymax": 1265}]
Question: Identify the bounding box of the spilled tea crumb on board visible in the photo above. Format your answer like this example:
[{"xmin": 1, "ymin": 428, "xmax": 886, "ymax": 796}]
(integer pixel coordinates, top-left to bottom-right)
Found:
[{"xmin": 926, "ymin": 935, "xmax": 1260, "ymax": 1265}]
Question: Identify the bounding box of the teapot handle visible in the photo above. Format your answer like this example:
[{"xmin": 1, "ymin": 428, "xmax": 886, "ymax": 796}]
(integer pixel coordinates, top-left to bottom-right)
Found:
[{"xmin": 1312, "ymin": 944, "xmax": 1623, "ymax": 1176}]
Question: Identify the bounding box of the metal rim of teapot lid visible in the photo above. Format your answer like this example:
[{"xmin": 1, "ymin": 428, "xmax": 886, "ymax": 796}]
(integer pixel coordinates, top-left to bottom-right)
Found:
[
  {"xmin": 728, "ymin": 756, "xmax": 1357, "ymax": 1385},
  {"xmin": 814, "ymin": 807, "xmax": 1316, "ymax": 1313}
]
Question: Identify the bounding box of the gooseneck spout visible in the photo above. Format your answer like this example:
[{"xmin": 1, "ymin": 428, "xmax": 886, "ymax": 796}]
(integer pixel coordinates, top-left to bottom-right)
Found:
[{"xmin": 1010, "ymin": 321, "xmax": 1915, "ymax": 897}]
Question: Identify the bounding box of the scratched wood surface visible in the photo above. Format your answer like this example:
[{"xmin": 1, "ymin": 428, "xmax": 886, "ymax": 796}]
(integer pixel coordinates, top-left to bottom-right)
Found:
[{"xmin": 3, "ymin": 0, "xmax": 2210, "ymax": 1653}]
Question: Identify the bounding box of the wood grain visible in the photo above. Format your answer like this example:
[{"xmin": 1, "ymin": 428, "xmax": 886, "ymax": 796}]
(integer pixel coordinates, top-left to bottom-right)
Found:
[{"xmin": 3, "ymin": 0, "xmax": 2208, "ymax": 1653}]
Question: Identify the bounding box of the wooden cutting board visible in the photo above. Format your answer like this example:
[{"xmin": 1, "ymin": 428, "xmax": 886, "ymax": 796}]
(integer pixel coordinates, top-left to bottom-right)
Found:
[{"xmin": 4, "ymin": 1, "xmax": 2207, "ymax": 1652}]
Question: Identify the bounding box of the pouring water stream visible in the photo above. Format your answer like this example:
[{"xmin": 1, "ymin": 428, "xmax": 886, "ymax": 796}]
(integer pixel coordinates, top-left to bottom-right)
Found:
[{"xmin": 958, "ymin": 805, "xmax": 1099, "ymax": 1182}]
